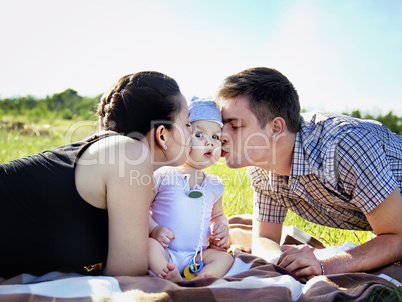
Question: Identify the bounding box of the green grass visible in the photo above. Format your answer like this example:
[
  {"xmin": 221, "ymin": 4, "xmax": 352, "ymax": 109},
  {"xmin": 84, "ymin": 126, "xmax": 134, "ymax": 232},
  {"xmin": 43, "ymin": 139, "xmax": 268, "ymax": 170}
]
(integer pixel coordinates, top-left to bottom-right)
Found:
[
  {"xmin": 0, "ymin": 116, "xmax": 378, "ymax": 246},
  {"xmin": 1, "ymin": 117, "xmax": 401, "ymax": 300},
  {"xmin": 0, "ymin": 117, "xmax": 97, "ymax": 163}
]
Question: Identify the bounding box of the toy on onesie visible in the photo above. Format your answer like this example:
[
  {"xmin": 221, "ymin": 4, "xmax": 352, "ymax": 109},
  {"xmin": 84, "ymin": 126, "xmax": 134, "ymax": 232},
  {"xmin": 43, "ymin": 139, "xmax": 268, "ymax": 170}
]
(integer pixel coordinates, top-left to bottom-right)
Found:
[
  {"xmin": 148, "ymin": 97, "xmax": 234, "ymax": 282},
  {"xmin": 183, "ymin": 187, "xmax": 206, "ymax": 280}
]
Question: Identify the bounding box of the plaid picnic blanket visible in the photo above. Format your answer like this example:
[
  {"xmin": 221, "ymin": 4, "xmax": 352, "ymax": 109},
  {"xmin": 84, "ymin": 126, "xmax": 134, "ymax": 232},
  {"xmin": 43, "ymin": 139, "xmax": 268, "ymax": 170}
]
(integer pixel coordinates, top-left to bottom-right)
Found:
[
  {"xmin": 1, "ymin": 248, "xmax": 401, "ymax": 301},
  {"xmin": 1, "ymin": 221, "xmax": 401, "ymax": 301}
]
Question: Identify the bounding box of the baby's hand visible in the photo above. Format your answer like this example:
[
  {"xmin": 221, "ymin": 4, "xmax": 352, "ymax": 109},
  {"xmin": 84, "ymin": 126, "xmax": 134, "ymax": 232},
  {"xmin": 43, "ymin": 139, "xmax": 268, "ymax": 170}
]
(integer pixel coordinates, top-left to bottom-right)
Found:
[
  {"xmin": 150, "ymin": 226, "xmax": 175, "ymax": 248},
  {"xmin": 210, "ymin": 222, "xmax": 229, "ymax": 249}
]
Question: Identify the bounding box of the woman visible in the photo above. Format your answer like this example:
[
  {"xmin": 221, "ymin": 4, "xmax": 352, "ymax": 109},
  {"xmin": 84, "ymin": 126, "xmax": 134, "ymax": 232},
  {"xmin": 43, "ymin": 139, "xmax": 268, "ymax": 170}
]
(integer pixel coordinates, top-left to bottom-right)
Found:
[{"xmin": 0, "ymin": 71, "xmax": 192, "ymax": 278}]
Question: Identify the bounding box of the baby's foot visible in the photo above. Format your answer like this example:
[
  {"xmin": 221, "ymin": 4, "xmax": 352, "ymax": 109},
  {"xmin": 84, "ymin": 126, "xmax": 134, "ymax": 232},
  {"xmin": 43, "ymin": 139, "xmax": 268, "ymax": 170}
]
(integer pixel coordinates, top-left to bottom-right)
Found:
[
  {"xmin": 193, "ymin": 271, "xmax": 214, "ymax": 280},
  {"xmin": 160, "ymin": 262, "xmax": 182, "ymax": 282}
]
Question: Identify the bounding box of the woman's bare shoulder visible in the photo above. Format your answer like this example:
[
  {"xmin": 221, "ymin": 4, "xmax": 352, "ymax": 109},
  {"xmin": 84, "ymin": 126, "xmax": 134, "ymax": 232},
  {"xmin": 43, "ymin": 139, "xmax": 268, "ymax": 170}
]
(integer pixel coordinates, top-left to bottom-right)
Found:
[
  {"xmin": 83, "ymin": 134, "xmax": 151, "ymax": 163},
  {"xmin": 77, "ymin": 134, "xmax": 152, "ymax": 186}
]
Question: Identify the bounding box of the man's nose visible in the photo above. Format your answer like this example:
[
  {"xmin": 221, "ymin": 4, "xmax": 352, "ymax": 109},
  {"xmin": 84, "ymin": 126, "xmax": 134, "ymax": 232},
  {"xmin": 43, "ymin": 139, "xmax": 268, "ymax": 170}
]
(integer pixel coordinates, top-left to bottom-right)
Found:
[{"xmin": 220, "ymin": 133, "xmax": 229, "ymax": 144}]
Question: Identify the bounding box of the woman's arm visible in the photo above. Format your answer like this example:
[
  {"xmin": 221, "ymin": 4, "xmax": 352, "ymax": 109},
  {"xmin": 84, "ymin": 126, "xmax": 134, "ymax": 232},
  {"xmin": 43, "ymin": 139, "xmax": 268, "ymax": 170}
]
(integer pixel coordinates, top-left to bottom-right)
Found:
[
  {"xmin": 149, "ymin": 212, "xmax": 158, "ymax": 234},
  {"xmin": 103, "ymin": 138, "xmax": 153, "ymax": 276}
]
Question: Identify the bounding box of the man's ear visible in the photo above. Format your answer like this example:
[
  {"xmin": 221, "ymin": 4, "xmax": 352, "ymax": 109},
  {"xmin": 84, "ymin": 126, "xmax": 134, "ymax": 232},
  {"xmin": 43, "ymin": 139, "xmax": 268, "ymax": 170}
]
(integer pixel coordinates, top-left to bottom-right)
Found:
[
  {"xmin": 270, "ymin": 117, "xmax": 287, "ymax": 141},
  {"xmin": 155, "ymin": 125, "xmax": 167, "ymax": 149}
]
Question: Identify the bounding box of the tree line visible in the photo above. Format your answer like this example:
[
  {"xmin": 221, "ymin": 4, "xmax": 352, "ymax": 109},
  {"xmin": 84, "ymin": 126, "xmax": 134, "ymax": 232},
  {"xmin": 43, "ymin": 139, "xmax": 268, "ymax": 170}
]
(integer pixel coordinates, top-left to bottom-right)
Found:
[
  {"xmin": 0, "ymin": 89, "xmax": 401, "ymax": 135},
  {"xmin": 0, "ymin": 89, "xmax": 100, "ymax": 122},
  {"xmin": 343, "ymin": 110, "xmax": 402, "ymax": 135}
]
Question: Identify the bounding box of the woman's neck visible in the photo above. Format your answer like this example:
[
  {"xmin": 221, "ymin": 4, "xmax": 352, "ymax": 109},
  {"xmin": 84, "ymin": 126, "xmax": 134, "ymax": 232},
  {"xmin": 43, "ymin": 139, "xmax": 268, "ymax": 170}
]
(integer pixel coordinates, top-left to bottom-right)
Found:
[{"xmin": 141, "ymin": 131, "xmax": 164, "ymax": 172}]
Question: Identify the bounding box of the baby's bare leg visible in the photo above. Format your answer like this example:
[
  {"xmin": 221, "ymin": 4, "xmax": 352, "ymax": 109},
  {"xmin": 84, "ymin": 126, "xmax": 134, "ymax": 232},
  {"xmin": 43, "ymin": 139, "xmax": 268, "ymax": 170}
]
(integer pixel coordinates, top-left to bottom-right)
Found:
[
  {"xmin": 194, "ymin": 248, "xmax": 234, "ymax": 279},
  {"xmin": 148, "ymin": 238, "xmax": 170, "ymax": 276},
  {"xmin": 148, "ymin": 238, "xmax": 183, "ymax": 282}
]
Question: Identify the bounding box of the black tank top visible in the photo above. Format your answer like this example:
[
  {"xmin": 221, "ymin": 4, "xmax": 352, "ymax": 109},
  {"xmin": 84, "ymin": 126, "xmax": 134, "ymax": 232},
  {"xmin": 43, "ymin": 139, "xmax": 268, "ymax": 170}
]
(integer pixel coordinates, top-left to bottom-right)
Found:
[{"xmin": 0, "ymin": 133, "xmax": 114, "ymax": 278}]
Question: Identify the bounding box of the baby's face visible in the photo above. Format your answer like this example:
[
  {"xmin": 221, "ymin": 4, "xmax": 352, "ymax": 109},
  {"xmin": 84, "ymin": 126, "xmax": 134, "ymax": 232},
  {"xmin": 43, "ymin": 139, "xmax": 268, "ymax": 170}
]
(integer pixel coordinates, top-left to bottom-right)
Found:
[{"xmin": 186, "ymin": 120, "xmax": 222, "ymax": 169}]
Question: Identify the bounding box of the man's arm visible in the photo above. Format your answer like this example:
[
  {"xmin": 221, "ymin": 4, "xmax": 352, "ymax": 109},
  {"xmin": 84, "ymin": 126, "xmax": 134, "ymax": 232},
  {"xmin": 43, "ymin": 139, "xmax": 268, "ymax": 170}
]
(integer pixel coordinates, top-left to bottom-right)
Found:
[
  {"xmin": 325, "ymin": 187, "xmax": 402, "ymax": 273},
  {"xmin": 252, "ymin": 219, "xmax": 283, "ymax": 263},
  {"xmin": 278, "ymin": 187, "xmax": 402, "ymax": 278}
]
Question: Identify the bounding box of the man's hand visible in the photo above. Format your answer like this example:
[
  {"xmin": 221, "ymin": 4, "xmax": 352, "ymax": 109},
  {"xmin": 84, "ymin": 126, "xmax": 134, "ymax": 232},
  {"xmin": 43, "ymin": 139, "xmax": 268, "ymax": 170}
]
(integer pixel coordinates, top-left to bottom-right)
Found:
[
  {"xmin": 277, "ymin": 245, "xmax": 323, "ymax": 283},
  {"xmin": 150, "ymin": 226, "xmax": 175, "ymax": 248},
  {"xmin": 210, "ymin": 222, "xmax": 229, "ymax": 249}
]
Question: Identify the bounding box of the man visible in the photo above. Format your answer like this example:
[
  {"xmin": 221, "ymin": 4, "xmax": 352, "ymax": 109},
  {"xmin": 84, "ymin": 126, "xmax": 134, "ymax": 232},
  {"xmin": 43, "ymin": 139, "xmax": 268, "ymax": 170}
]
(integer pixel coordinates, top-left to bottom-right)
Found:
[{"xmin": 218, "ymin": 67, "xmax": 402, "ymax": 281}]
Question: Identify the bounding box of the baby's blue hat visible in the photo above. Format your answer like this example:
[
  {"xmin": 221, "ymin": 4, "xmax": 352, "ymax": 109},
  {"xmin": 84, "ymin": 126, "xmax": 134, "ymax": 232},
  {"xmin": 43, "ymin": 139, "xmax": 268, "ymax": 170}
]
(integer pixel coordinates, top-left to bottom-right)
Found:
[{"xmin": 189, "ymin": 96, "xmax": 223, "ymax": 127}]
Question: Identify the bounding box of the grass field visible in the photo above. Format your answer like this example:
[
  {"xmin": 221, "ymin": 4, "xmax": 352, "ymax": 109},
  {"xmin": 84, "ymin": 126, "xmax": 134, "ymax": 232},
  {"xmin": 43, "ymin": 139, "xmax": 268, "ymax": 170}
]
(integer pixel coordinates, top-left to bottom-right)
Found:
[
  {"xmin": 2, "ymin": 117, "xmax": 401, "ymax": 301},
  {"xmin": 0, "ymin": 116, "xmax": 376, "ymax": 247}
]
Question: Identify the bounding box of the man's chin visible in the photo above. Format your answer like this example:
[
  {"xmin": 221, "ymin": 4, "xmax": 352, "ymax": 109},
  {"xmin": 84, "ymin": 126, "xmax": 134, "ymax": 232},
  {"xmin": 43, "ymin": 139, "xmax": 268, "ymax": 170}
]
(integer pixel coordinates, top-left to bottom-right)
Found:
[
  {"xmin": 223, "ymin": 158, "xmax": 244, "ymax": 169},
  {"xmin": 221, "ymin": 152, "xmax": 244, "ymax": 168}
]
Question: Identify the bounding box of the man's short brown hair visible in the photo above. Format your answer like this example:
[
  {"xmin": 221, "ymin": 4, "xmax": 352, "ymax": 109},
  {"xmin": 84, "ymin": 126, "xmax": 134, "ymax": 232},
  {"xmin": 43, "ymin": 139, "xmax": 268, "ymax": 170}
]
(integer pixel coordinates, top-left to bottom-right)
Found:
[{"xmin": 217, "ymin": 67, "xmax": 301, "ymax": 133}]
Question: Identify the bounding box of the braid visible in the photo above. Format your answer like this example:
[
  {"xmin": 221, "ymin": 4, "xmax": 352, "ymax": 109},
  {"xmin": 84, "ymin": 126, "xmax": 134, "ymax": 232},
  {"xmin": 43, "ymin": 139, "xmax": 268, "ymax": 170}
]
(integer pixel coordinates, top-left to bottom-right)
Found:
[
  {"xmin": 97, "ymin": 93, "xmax": 112, "ymax": 130},
  {"xmin": 97, "ymin": 75, "xmax": 134, "ymax": 131},
  {"xmin": 96, "ymin": 71, "xmax": 181, "ymax": 137}
]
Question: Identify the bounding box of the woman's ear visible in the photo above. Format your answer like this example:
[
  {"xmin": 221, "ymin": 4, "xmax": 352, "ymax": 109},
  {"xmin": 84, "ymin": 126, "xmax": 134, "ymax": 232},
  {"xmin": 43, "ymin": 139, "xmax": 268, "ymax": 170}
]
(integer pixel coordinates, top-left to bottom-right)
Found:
[{"xmin": 155, "ymin": 125, "xmax": 167, "ymax": 150}]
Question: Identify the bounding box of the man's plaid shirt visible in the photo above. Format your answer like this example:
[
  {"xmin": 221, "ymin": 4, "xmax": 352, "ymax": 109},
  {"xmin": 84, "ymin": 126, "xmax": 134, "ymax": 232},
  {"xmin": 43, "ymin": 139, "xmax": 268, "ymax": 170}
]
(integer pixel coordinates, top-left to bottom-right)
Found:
[{"xmin": 248, "ymin": 111, "xmax": 402, "ymax": 230}]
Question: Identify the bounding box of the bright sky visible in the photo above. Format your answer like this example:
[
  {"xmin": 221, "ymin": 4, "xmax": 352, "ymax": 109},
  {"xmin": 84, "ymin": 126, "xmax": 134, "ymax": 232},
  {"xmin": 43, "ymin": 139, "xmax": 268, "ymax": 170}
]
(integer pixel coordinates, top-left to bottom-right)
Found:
[{"xmin": 1, "ymin": 0, "xmax": 401, "ymax": 115}]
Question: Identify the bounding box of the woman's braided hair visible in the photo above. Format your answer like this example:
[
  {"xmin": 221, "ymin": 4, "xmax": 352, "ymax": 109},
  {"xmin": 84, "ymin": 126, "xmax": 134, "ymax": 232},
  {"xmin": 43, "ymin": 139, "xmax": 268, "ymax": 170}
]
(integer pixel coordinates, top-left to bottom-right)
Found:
[{"xmin": 97, "ymin": 71, "xmax": 182, "ymax": 139}]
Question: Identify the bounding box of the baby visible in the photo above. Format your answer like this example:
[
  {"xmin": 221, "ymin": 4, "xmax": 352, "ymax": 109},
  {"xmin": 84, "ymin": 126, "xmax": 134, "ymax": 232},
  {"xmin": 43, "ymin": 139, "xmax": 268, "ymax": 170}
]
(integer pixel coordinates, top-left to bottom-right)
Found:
[{"xmin": 148, "ymin": 97, "xmax": 234, "ymax": 282}]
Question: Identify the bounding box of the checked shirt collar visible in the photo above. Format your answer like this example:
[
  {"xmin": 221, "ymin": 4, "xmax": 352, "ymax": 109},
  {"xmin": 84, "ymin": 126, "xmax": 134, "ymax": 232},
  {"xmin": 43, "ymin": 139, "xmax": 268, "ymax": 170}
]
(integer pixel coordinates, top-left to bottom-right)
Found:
[{"xmin": 287, "ymin": 116, "xmax": 339, "ymax": 193}]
